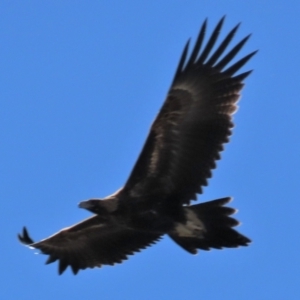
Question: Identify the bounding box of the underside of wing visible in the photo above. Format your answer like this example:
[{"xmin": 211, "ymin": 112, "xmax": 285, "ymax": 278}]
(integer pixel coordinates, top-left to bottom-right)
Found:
[
  {"xmin": 19, "ymin": 216, "xmax": 161, "ymax": 275},
  {"xmin": 124, "ymin": 17, "xmax": 256, "ymax": 204}
]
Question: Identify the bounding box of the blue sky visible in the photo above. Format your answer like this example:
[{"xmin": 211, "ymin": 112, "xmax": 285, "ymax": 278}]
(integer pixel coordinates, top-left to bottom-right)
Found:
[{"xmin": 1, "ymin": 1, "xmax": 300, "ymax": 299}]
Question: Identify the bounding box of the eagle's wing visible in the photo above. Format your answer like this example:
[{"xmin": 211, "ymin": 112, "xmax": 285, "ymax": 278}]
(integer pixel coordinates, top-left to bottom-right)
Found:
[
  {"xmin": 123, "ymin": 17, "xmax": 256, "ymax": 204},
  {"xmin": 18, "ymin": 216, "xmax": 161, "ymax": 275}
]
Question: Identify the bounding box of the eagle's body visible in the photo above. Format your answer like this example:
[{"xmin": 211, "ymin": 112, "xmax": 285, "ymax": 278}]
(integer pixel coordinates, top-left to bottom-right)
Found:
[{"xmin": 18, "ymin": 17, "xmax": 256, "ymax": 275}]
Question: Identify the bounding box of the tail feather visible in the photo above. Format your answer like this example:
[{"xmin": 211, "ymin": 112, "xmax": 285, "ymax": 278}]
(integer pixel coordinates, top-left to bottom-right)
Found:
[{"xmin": 169, "ymin": 197, "xmax": 250, "ymax": 254}]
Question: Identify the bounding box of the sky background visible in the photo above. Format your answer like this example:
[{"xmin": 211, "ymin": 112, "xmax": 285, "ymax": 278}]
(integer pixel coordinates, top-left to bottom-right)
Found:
[{"xmin": 1, "ymin": 1, "xmax": 299, "ymax": 299}]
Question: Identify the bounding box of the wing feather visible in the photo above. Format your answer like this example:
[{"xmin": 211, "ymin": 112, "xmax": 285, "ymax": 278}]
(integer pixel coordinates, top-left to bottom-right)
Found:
[
  {"xmin": 123, "ymin": 18, "xmax": 256, "ymax": 204},
  {"xmin": 19, "ymin": 216, "xmax": 161, "ymax": 275}
]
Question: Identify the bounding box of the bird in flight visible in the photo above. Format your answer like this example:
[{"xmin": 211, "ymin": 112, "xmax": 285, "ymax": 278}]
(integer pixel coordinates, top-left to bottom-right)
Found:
[{"xmin": 18, "ymin": 17, "xmax": 256, "ymax": 275}]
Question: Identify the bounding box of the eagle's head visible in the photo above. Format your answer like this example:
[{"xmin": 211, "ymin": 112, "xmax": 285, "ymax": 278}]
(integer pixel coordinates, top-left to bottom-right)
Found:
[
  {"xmin": 79, "ymin": 199, "xmax": 107, "ymax": 214},
  {"xmin": 79, "ymin": 198, "xmax": 118, "ymax": 215}
]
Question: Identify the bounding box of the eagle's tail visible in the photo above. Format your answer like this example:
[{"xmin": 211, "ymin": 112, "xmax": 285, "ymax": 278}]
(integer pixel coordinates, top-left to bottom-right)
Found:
[{"xmin": 168, "ymin": 197, "xmax": 250, "ymax": 254}]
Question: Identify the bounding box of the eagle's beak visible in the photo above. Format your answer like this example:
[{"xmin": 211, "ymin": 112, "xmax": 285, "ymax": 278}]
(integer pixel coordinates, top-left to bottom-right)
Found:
[{"xmin": 78, "ymin": 200, "xmax": 93, "ymax": 209}]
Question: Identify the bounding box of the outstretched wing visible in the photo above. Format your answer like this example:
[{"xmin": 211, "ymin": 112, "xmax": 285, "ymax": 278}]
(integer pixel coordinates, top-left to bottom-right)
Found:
[
  {"xmin": 18, "ymin": 216, "xmax": 161, "ymax": 275},
  {"xmin": 123, "ymin": 17, "xmax": 256, "ymax": 204}
]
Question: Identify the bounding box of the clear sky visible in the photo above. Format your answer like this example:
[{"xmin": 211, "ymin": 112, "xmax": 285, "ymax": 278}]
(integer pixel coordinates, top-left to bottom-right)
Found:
[{"xmin": 1, "ymin": 1, "xmax": 300, "ymax": 299}]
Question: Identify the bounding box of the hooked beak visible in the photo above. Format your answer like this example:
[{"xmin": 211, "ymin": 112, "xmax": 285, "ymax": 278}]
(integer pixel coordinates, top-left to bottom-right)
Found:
[{"xmin": 78, "ymin": 200, "xmax": 94, "ymax": 209}]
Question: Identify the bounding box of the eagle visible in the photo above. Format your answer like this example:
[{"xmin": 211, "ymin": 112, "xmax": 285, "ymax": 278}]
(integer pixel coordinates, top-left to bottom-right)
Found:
[{"xmin": 18, "ymin": 17, "xmax": 256, "ymax": 275}]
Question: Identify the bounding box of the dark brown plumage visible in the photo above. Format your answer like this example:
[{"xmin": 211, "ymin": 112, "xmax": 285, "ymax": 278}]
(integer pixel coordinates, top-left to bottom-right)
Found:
[{"xmin": 18, "ymin": 17, "xmax": 256, "ymax": 275}]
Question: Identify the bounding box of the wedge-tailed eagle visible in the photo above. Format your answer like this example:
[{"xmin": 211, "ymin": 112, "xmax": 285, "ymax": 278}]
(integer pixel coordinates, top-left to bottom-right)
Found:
[{"xmin": 18, "ymin": 17, "xmax": 256, "ymax": 275}]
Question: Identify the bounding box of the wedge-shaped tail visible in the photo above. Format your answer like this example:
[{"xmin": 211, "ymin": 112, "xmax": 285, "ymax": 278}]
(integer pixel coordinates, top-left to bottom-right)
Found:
[{"xmin": 169, "ymin": 198, "xmax": 250, "ymax": 254}]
